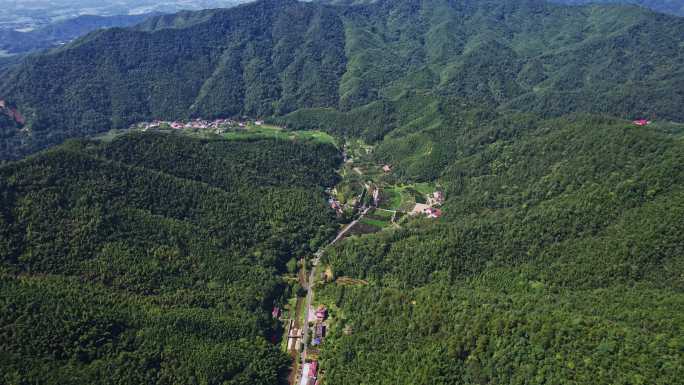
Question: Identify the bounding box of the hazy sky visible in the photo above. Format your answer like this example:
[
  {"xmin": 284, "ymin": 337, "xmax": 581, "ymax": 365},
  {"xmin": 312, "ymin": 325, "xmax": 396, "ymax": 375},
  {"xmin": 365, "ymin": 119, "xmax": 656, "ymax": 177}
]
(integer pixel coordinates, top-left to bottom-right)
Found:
[{"xmin": 0, "ymin": 0, "xmax": 251, "ymax": 28}]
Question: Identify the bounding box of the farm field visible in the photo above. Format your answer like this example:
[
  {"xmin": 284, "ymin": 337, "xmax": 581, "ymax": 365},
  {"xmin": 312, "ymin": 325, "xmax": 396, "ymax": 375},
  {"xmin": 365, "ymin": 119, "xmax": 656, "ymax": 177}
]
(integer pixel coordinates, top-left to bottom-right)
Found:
[
  {"xmin": 223, "ymin": 124, "xmax": 337, "ymax": 146},
  {"xmin": 380, "ymin": 183, "xmax": 437, "ymax": 211}
]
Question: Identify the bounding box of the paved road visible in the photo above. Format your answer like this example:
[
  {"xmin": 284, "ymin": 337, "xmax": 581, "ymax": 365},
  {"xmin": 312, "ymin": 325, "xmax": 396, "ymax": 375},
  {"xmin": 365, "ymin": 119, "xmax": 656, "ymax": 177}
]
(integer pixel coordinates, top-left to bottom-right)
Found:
[{"xmin": 300, "ymin": 205, "xmax": 370, "ymax": 364}]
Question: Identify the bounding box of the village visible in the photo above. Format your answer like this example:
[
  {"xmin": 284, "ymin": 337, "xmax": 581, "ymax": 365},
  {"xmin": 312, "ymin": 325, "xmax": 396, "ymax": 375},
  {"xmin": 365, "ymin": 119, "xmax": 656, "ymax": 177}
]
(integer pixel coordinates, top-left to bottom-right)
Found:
[
  {"xmin": 276, "ymin": 136, "xmax": 449, "ymax": 385},
  {"xmin": 326, "ymin": 139, "xmax": 446, "ymax": 235},
  {"xmin": 132, "ymin": 117, "xmax": 265, "ymax": 134}
]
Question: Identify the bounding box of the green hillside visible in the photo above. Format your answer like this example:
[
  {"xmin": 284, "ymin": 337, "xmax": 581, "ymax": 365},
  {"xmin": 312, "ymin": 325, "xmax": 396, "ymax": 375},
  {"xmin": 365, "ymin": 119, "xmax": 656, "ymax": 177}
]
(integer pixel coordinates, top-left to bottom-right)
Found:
[
  {"xmin": 554, "ymin": 0, "xmax": 684, "ymax": 16},
  {"xmin": 0, "ymin": 1, "xmax": 683, "ymax": 383},
  {"xmin": 318, "ymin": 114, "xmax": 684, "ymax": 385},
  {"xmin": 0, "ymin": 132, "xmax": 341, "ymax": 384},
  {"xmin": 1, "ymin": 0, "xmax": 683, "ymax": 159}
]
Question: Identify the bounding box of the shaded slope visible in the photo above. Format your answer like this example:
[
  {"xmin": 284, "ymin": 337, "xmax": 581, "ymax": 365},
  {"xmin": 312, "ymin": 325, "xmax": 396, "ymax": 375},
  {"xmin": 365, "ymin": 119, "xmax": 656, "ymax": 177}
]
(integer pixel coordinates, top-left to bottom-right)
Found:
[{"xmin": 0, "ymin": 133, "xmax": 341, "ymax": 384}]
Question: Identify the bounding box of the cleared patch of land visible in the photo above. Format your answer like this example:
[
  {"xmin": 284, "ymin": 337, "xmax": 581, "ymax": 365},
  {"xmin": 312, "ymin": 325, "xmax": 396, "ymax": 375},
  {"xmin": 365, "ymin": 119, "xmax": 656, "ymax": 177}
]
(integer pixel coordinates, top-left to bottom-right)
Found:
[{"xmin": 94, "ymin": 122, "xmax": 337, "ymax": 146}]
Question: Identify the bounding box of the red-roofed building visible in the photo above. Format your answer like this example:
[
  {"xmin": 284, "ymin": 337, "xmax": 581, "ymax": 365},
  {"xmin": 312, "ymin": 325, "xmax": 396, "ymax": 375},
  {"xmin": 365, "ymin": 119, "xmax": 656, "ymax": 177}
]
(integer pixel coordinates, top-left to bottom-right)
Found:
[
  {"xmin": 315, "ymin": 306, "xmax": 328, "ymax": 321},
  {"xmin": 633, "ymin": 119, "xmax": 651, "ymax": 126},
  {"xmin": 427, "ymin": 208, "xmax": 442, "ymax": 219}
]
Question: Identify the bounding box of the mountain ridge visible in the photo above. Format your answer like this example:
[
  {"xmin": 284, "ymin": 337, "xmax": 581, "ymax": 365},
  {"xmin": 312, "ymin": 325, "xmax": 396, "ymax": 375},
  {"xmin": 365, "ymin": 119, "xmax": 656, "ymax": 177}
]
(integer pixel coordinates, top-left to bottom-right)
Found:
[{"xmin": 1, "ymin": 0, "xmax": 683, "ymax": 161}]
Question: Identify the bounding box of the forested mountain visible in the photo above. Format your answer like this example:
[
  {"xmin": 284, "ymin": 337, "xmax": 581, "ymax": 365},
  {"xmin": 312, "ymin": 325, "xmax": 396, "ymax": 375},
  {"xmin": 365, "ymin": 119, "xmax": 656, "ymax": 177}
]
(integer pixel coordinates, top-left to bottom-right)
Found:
[
  {"xmin": 2, "ymin": 0, "xmax": 684, "ymax": 160},
  {"xmin": 0, "ymin": 133, "xmax": 341, "ymax": 384},
  {"xmin": 319, "ymin": 113, "xmax": 684, "ymax": 384},
  {"xmin": 0, "ymin": 13, "xmax": 160, "ymax": 55},
  {"xmin": 553, "ymin": 0, "xmax": 684, "ymax": 16}
]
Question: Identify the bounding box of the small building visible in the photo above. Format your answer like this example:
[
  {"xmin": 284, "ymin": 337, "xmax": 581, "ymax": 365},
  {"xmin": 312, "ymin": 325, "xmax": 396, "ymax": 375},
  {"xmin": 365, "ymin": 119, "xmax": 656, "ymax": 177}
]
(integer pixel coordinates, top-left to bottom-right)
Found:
[
  {"xmin": 633, "ymin": 119, "xmax": 651, "ymax": 126},
  {"xmin": 330, "ymin": 200, "xmax": 343, "ymax": 215},
  {"xmin": 433, "ymin": 191, "xmax": 444, "ymax": 204},
  {"xmin": 309, "ymin": 361, "xmax": 318, "ymax": 378},
  {"xmin": 315, "ymin": 323, "xmax": 326, "ymax": 339},
  {"xmin": 315, "ymin": 306, "xmax": 328, "ymax": 321},
  {"xmin": 372, "ymin": 188, "xmax": 381, "ymax": 206},
  {"xmin": 272, "ymin": 306, "xmax": 280, "ymax": 319},
  {"xmin": 428, "ymin": 191, "xmax": 445, "ymax": 206},
  {"xmin": 299, "ymin": 361, "xmax": 318, "ymax": 385},
  {"xmin": 300, "ymin": 364, "xmax": 311, "ymax": 385},
  {"xmin": 426, "ymin": 208, "xmax": 442, "ymax": 219},
  {"xmin": 382, "ymin": 165, "xmax": 392, "ymax": 173},
  {"xmin": 255, "ymin": 120, "xmax": 264, "ymax": 126}
]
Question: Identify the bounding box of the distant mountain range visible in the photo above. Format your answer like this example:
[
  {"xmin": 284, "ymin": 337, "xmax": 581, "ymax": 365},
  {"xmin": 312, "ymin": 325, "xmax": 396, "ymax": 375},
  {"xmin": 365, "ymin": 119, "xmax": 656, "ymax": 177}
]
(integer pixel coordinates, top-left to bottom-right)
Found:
[
  {"xmin": 0, "ymin": 0, "xmax": 682, "ymax": 159},
  {"xmin": 0, "ymin": 13, "xmax": 160, "ymax": 55},
  {"xmin": 322, "ymin": 0, "xmax": 684, "ymax": 16},
  {"xmin": 0, "ymin": 1, "xmax": 682, "ymax": 384},
  {"xmin": 0, "ymin": 0, "xmax": 252, "ymax": 30},
  {"xmin": 553, "ymin": 0, "xmax": 684, "ymax": 17}
]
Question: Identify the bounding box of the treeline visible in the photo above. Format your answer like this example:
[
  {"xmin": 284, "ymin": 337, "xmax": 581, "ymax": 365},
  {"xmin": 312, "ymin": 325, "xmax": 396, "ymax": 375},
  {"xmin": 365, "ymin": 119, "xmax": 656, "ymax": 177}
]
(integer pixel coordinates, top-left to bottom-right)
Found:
[{"xmin": 0, "ymin": 132, "xmax": 341, "ymax": 384}]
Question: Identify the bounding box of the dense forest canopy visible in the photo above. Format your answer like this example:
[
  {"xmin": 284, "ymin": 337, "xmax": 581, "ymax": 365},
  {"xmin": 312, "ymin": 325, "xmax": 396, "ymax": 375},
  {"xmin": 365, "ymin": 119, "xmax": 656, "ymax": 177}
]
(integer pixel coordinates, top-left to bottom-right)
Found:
[
  {"xmin": 1, "ymin": 0, "xmax": 683, "ymax": 159},
  {"xmin": 0, "ymin": 133, "xmax": 341, "ymax": 384},
  {"xmin": 0, "ymin": 0, "xmax": 682, "ymax": 384},
  {"xmin": 318, "ymin": 114, "xmax": 684, "ymax": 385}
]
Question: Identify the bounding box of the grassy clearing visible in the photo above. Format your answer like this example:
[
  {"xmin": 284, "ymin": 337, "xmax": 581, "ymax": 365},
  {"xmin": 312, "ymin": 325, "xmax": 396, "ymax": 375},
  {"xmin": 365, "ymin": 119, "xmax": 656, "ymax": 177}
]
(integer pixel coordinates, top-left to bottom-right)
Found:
[
  {"xmin": 379, "ymin": 183, "xmax": 438, "ymax": 211},
  {"xmin": 223, "ymin": 125, "xmax": 336, "ymax": 146},
  {"xmin": 360, "ymin": 217, "xmax": 390, "ymax": 228},
  {"xmin": 371, "ymin": 209, "xmax": 394, "ymax": 219},
  {"xmin": 380, "ymin": 188, "xmax": 405, "ymax": 211},
  {"xmin": 413, "ymin": 182, "xmax": 436, "ymax": 195}
]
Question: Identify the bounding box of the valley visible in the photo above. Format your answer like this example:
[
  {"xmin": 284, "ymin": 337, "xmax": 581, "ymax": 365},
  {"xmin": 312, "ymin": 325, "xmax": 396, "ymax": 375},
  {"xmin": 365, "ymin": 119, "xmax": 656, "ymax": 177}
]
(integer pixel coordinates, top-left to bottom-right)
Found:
[{"xmin": 0, "ymin": 0, "xmax": 683, "ymax": 384}]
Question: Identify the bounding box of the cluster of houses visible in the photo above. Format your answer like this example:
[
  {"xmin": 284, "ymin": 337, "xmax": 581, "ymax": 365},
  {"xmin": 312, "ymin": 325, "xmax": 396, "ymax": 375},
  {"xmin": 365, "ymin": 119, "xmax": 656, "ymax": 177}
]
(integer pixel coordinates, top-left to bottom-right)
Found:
[
  {"xmin": 311, "ymin": 306, "xmax": 328, "ymax": 346},
  {"xmin": 412, "ymin": 204, "xmax": 442, "ymax": 218},
  {"xmin": 411, "ymin": 191, "xmax": 445, "ymax": 219},
  {"xmin": 133, "ymin": 118, "xmax": 265, "ymax": 133},
  {"xmin": 300, "ymin": 305, "xmax": 328, "ymax": 385}
]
